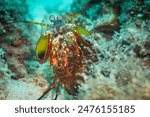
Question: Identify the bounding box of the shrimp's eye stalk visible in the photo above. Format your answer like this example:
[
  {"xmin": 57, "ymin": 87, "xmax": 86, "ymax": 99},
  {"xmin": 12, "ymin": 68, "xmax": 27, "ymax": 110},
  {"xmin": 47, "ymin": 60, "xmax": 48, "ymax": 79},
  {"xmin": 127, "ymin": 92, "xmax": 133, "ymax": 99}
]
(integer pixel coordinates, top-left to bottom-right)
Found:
[
  {"xmin": 49, "ymin": 15, "xmax": 55, "ymax": 22},
  {"xmin": 57, "ymin": 15, "xmax": 62, "ymax": 21},
  {"xmin": 36, "ymin": 35, "xmax": 50, "ymax": 63}
]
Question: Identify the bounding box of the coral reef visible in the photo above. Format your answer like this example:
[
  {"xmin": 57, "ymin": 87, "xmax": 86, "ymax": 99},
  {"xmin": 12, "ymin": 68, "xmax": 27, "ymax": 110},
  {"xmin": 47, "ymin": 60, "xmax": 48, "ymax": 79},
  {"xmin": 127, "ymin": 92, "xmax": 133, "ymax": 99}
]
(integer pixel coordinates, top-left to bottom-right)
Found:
[
  {"xmin": 0, "ymin": 0, "xmax": 150, "ymax": 100},
  {"xmin": 0, "ymin": 48, "xmax": 9, "ymax": 99},
  {"xmin": 78, "ymin": 19, "xmax": 150, "ymax": 99}
]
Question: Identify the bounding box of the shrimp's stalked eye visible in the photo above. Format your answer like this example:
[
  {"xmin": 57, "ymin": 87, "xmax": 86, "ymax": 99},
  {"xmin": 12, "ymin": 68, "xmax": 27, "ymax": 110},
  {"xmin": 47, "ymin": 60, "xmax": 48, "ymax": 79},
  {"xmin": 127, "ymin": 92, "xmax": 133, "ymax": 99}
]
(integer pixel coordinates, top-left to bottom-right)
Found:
[
  {"xmin": 57, "ymin": 15, "xmax": 63, "ymax": 21},
  {"xmin": 49, "ymin": 15, "xmax": 55, "ymax": 22}
]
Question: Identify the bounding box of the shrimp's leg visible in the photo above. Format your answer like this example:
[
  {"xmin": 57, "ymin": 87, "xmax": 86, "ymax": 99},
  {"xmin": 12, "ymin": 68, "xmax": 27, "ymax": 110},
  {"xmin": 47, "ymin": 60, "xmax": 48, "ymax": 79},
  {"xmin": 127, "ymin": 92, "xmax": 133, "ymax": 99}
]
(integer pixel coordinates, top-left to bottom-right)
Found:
[
  {"xmin": 38, "ymin": 81, "xmax": 55, "ymax": 100},
  {"xmin": 54, "ymin": 85, "xmax": 60, "ymax": 100}
]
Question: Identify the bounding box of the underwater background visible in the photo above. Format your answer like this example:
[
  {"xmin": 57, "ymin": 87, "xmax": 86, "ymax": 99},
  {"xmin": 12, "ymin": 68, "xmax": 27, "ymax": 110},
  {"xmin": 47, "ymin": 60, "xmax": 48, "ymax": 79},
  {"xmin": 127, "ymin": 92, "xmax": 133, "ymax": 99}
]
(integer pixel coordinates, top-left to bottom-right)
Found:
[{"xmin": 0, "ymin": 0, "xmax": 150, "ymax": 100}]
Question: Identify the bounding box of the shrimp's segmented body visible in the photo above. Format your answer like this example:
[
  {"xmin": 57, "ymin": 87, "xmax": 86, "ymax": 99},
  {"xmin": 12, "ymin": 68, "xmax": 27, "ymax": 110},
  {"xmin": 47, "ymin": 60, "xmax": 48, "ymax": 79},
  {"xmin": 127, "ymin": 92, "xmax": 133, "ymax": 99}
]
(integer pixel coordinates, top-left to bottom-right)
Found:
[{"xmin": 35, "ymin": 15, "xmax": 93, "ymax": 99}]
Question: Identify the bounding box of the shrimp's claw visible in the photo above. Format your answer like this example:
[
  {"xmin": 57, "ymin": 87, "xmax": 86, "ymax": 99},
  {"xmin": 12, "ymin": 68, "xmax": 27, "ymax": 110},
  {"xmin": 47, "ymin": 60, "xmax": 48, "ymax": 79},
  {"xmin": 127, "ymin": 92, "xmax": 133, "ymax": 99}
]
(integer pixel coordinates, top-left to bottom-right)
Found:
[
  {"xmin": 72, "ymin": 30, "xmax": 92, "ymax": 48},
  {"xmin": 36, "ymin": 34, "xmax": 52, "ymax": 63},
  {"xmin": 73, "ymin": 25, "xmax": 91, "ymax": 36}
]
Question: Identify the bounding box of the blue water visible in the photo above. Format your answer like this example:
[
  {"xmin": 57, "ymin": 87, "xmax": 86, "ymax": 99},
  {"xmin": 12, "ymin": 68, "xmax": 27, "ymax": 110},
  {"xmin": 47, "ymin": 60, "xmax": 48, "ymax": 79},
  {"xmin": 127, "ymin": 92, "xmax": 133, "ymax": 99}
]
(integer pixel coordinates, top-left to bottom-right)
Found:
[{"xmin": 26, "ymin": 0, "xmax": 74, "ymax": 21}]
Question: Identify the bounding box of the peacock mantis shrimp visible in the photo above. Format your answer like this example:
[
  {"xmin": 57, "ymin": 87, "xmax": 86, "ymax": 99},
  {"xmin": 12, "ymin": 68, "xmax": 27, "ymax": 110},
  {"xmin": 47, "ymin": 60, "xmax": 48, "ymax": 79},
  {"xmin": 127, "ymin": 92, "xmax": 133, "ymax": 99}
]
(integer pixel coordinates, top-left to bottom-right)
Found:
[{"xmin": 12, "ymin": 14, "xmax": 95, "ymax": 99}]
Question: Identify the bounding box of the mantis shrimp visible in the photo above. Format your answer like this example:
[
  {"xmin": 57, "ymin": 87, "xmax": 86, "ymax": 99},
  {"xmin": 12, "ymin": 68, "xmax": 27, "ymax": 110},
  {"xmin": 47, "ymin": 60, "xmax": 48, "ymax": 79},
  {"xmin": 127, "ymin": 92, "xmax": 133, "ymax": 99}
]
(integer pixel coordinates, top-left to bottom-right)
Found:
[{"xmin": 16, "ymin": 14, "xmax": 94, "ymax": 99}]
